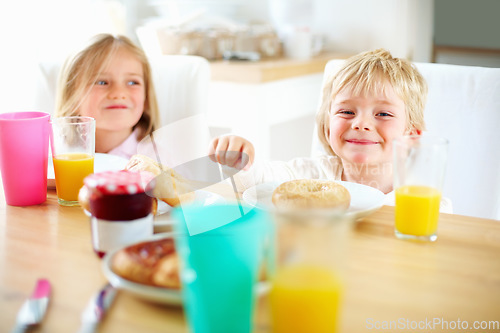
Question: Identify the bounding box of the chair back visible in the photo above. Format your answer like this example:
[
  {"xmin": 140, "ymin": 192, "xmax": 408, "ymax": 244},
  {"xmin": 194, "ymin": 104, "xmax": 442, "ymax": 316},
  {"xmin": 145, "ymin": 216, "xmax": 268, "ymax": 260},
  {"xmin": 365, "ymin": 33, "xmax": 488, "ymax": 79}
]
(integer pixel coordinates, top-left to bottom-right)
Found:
[
  {"xmin": 149, "ymin": 55, "xmax": 210, "ymax": 126},
  {"xmin": 136, "ymin": 26, "xmax": 164, "ymax": 59}
]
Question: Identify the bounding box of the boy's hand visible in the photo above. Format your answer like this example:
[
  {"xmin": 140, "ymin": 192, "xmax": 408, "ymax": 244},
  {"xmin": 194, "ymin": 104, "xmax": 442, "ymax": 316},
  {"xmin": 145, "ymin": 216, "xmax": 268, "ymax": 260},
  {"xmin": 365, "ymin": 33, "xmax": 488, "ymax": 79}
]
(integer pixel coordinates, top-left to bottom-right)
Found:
[{"xmin": 208, "ymin": 135, "xmax": 255, "ymax": 171}]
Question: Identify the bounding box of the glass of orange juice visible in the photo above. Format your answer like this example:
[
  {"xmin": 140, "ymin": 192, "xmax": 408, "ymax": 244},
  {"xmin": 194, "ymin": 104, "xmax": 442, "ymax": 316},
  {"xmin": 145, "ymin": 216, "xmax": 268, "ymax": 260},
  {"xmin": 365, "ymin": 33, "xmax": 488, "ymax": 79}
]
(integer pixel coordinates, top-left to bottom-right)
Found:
[
  {"xmin": 50, "ymin": 116, "xmax": 95, "ymax": 206},
  {"xmin": 269, "ymin": 210, "xmax": 353, "ymax": 333},
  {"xmin": 393, "ymin": 135, "xmax": 449, "ymax": 241}
]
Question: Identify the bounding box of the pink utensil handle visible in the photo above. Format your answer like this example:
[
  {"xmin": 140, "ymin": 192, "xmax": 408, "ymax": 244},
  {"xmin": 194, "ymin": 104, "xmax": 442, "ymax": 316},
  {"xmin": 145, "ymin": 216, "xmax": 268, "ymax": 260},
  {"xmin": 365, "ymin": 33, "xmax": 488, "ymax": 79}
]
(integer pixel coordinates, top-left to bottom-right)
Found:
[{"xmin": 32, "ymin": 278, "xmax": 51, "ymax": 299}]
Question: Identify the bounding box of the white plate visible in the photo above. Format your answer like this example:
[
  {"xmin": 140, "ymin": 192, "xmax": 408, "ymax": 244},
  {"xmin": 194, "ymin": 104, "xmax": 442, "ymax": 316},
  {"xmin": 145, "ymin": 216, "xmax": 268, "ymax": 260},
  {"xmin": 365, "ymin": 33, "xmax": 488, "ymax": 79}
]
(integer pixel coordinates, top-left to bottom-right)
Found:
[
  {"xmin": 102, "ymin": 232, "xmax": 269, "ymax": 306},
  {"xmin": 154, "ymin": 190, "xmax": 226, "ymax": 227},
  {"xmin": 102, "ymin": 232, "xmax": 183, "ymax": 306},
  {"xmin": 242, "ymin": 180, "xmax": 385, "ymax": 220},
  {"xmin": 47, "ymin": 153, "xmax": 129, "ymax": 189}
]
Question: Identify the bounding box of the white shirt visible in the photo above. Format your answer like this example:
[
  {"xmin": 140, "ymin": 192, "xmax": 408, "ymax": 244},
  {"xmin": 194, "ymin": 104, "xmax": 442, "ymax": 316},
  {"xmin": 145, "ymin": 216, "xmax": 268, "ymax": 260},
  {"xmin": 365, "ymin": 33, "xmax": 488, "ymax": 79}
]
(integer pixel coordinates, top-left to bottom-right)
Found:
[{"xmin": 107, "ymin": 129, "xmax": 140, "ymax": 160}]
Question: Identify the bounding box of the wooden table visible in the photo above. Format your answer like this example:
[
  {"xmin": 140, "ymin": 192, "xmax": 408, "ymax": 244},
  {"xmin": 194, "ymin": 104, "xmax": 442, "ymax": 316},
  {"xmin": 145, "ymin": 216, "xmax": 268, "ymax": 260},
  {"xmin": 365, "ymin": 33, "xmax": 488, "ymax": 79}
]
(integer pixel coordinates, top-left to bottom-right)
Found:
[{"xmin": 1, "ymin": 185, "xmax": 499, "ymax": 332}]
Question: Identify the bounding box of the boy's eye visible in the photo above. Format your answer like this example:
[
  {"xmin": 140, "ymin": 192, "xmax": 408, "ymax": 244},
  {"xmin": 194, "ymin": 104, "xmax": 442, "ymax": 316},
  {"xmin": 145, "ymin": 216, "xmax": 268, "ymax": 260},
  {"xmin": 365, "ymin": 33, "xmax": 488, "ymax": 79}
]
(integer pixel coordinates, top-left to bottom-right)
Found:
[{"xmin": 337, "ymin": 110, "xmax": 355, "ymax": 116}]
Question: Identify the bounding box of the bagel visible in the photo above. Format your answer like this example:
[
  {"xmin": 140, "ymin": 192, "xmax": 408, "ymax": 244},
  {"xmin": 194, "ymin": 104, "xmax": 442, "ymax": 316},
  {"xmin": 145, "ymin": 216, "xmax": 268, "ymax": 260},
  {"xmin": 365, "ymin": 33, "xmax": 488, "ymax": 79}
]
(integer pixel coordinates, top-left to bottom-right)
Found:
[{"xmin": 272, "ymin": 179, "xmax": 350, "ymax": 210}]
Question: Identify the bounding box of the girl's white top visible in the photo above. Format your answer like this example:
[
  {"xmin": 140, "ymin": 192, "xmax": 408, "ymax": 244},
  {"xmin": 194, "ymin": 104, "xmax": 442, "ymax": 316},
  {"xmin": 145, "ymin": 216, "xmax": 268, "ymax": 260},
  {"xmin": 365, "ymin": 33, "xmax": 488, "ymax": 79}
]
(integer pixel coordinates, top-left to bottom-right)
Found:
[{"xmin": 108, "ymin": 128, "xmax": 140, "ymax": 160}]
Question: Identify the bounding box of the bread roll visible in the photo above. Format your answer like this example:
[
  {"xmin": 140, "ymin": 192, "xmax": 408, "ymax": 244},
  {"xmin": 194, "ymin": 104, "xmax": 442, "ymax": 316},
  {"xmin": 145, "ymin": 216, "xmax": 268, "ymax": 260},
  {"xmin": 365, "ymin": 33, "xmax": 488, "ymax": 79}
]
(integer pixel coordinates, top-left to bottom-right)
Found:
[
  {"xmin": 78, "ymin": 185, "xmax": 91, "ymax": 212},
  {"xmin": 272, "ymin": 179, "xmax": 351, "ymax": 210},
  {"xmin": 111, "ymin": 238, "xmax": 180, "ymax": 289},
  {"xmin": 125, "ymin": 154, "xmax": 196, "ymax": 207}
]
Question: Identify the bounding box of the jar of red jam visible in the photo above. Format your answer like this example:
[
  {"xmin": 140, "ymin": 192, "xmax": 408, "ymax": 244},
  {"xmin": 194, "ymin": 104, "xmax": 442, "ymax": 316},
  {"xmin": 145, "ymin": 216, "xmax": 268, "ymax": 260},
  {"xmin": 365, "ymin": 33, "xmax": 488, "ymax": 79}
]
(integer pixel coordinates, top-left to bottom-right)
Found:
[{"xmin": 84, "ymin": 170, "xmax": 156, "ymax": 258}]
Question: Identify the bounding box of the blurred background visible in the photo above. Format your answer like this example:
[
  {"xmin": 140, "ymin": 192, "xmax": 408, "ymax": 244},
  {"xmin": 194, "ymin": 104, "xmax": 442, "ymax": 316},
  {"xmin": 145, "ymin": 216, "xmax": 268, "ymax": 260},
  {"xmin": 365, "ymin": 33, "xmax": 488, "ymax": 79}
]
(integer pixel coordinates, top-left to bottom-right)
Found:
[
  {"xmin": 2, "ymin": 0, "xmax": 499, "ymax": 107},
  {"xmin": 1, "ymin": 0, "xmax": 499, "ymax": 161}
]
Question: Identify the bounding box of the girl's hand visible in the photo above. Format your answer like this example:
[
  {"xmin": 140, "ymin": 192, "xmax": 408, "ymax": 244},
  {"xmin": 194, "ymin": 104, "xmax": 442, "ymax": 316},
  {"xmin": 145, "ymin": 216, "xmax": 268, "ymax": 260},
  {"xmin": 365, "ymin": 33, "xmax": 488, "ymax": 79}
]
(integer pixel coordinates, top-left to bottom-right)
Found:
[{"xmin": 208, "ymin": 135, "xmax": 255, "ymax": 171}]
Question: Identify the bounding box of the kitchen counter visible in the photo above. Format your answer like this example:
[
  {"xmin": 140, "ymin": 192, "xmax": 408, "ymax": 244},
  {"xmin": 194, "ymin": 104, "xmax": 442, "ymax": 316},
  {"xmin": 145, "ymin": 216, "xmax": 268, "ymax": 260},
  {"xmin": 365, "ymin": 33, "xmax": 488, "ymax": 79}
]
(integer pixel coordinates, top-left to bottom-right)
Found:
[{"xmin": 209, "ymin": 51, "xmax": 353, "ymax": 83}]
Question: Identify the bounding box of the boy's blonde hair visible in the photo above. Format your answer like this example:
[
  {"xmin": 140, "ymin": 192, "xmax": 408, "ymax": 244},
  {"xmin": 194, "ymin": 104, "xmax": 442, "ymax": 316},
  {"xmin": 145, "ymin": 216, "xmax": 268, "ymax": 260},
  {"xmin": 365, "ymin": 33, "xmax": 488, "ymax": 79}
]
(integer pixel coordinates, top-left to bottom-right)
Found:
[
  {"xmin": 55, "ymin": 34, "xmax": 160, "ymax": 140},
  {"xmin": 316, "ymin": 48, "xmax": 427, "ymax": 156}
]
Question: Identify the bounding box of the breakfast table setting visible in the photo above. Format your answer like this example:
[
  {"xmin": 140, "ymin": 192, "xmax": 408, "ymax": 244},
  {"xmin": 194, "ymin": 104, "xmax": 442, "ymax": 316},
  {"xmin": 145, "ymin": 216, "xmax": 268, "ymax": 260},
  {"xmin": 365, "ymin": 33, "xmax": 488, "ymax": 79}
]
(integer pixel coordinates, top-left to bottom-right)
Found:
[
  {"xmin": 1, "ymin": 177, "xmax": 500, "ymax": 332},
  {"xmin": 0, "ymin": 111, "xmax": 499, "ymax": 333}
]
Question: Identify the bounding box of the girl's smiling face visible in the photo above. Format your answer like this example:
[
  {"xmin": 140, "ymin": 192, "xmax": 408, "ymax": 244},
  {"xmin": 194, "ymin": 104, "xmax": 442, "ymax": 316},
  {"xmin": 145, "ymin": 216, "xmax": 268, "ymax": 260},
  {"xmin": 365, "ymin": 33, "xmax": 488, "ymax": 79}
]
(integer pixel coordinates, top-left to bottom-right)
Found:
[
  {"xmin": 78, "ymin": 47, "xmax": 145, "ymax": 135},
  {"xmin": 328, "ymin": 82, "xmax": 411, "ymax": 166}
]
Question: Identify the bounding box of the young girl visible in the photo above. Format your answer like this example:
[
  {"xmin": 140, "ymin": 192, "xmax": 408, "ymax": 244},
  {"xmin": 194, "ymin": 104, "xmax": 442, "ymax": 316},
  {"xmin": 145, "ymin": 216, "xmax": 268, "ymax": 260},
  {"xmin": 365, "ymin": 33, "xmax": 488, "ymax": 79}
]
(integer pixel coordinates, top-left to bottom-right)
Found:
[
  {"xmin": 55, "ymin": 34, "xmax": 161, "ymax": 159},
  {"xmin": 209, "ymin": 49, "xmax": 452, "ymax": 212}
]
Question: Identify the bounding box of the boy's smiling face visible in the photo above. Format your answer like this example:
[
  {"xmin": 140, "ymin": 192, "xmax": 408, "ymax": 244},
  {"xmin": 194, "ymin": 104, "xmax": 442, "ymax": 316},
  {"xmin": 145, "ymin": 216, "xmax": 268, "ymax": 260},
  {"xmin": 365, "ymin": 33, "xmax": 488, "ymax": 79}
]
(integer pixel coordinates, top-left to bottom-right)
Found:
[{"xmin": 328, "ymin": 82, "xmax": 412, "ymax": 166}]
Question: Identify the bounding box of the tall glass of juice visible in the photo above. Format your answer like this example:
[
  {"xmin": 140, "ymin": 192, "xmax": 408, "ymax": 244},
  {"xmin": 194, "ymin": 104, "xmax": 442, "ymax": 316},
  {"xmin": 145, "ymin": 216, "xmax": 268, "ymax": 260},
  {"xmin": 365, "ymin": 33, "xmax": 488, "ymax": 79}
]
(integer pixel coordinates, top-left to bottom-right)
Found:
[
  {"xmin": 393, "ymin": 135, "xmax": 449, "ymax": 241},
  {"xmin": 270, "ymin": 210, "xmax": 353, "ymax": 333},
  {"xmin": 50, "ymin": 116, "xmax": 95, "ymax": 206}
]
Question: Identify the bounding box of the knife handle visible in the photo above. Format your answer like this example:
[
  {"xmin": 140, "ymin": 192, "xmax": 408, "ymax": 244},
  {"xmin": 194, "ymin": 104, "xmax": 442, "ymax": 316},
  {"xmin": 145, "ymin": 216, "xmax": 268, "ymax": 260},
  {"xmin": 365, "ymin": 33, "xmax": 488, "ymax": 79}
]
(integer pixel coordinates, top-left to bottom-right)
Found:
[{"xmin": 11, "ymin": 324, "xmax": 28, "ymax": 333}]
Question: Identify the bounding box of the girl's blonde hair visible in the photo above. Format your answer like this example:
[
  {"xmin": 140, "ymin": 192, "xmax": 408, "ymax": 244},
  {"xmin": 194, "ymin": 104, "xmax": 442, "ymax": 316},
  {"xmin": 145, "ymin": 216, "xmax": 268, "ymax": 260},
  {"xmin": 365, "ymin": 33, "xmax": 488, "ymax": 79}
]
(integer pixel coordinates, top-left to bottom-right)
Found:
[
  {"xmin": 55, "ymin": 33, "xmax": 160, "ymax": 140},
  {"xmin": 316, "ymin": 48, "xmax": 427, "ymax": 156}
]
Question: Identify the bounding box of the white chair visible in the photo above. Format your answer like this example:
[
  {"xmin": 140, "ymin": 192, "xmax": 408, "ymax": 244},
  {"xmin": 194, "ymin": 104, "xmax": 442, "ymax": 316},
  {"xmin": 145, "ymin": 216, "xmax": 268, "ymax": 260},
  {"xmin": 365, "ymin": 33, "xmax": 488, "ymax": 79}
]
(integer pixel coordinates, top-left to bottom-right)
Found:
[
  {"xmin": 33, "ymin": 58, "xmax": 65, "ymax": 115},
  {"xmin": 135, "ymin": 26, "xmax": 164, "ymax": 59},
  {"xmin": 312, "ymin": 59, "xmax": 500, "ymax": 220},
  {"xmin": 148, "ymin": 55, "xmax": 210, "ymax": 126},
  {"xmin": 34, "ymin": 54, "xmax": 210, "ymax": 128}
]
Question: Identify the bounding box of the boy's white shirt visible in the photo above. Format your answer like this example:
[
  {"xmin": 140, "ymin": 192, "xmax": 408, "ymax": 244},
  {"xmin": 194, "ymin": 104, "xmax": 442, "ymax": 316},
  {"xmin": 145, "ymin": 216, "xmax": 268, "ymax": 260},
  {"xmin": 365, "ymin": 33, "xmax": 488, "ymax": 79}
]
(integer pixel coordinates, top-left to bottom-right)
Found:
[{"xmin": 234, "ymin": 155, "xmax": 453, "ymax": 214}]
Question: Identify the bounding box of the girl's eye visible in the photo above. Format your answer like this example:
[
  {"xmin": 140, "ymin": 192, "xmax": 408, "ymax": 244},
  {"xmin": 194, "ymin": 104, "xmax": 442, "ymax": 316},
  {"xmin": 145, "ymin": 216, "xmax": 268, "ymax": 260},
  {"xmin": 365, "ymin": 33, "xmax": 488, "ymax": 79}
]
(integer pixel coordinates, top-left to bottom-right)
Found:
[
  {"xmin": 127, "ymin": 80, "xmax": 143, "ymax": 86},
  {"xmin": 95, "ymin": 80, "xmax": 107, "ymax": 86},
  {"xmin": 376, "ymin": 112, "xmax": 392, "ymax": 117}
]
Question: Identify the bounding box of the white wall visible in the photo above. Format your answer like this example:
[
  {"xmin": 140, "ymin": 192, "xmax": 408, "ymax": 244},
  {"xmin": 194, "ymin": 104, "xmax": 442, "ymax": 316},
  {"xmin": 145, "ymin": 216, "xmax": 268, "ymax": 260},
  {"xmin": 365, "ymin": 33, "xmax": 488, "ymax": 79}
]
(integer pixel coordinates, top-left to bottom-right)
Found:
[
  {"xmin": 314, "ymin": 0, "xmax": 410, "ymax": 57},
  {"xmin": 320, "ymin": 0, "xmax": 433, "ymax": 62},
  {"xmin": 236, "ymin": 0, "xmax": 434, "ymax": 62},
  {"xmin": 0, "ymin": 0, "xmax": 434, "ymax": 115},
  {"xmin": 0, "ymin": 0, "xmax": 125, "ymax": 113}
]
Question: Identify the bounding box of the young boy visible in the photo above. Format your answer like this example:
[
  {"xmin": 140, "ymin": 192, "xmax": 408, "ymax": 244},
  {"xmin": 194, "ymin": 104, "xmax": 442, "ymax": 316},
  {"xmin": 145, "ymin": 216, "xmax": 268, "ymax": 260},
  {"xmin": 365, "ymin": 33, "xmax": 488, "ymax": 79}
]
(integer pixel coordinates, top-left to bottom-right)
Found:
[{"xmin": 208, "ymin": 49, "xmax": 451, "ymax": 212}]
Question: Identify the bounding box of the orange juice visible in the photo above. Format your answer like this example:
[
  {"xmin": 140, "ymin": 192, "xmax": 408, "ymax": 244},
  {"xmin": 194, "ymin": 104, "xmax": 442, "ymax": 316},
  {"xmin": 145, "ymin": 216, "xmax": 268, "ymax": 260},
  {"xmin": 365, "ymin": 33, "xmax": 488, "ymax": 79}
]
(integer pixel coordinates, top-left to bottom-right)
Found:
[
  {"xmin": 53, "ymin": 153, "xmax": 94, "ymax": 203},
  {"xmin": 395, "ymin": 185, "xmax": 441, "ymax": 236},
  {"xmin": 270, "ymin": 264, "xmax": 343, "ymax": 333}
]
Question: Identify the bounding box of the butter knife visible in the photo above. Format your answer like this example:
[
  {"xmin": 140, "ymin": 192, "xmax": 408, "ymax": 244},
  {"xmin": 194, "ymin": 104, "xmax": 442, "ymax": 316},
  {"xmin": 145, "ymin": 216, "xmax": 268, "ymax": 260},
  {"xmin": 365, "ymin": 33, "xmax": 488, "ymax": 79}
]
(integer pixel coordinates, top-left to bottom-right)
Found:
[
  {"xmin": 78, "ymin": 283, "xmax": 117, "ymax": 333},
  {"xmin": 12, "ymin": 278, "xmax": 51, "ymax": 333}
]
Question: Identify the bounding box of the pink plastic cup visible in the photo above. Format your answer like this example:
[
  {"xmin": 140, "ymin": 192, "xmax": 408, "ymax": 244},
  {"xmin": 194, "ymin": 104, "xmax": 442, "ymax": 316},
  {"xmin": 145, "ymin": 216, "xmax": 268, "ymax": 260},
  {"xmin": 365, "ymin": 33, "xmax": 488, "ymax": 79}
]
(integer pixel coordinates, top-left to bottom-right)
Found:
[{"xmin": 0, "ymin": 112, "xmax": 51, "ymax": 206}]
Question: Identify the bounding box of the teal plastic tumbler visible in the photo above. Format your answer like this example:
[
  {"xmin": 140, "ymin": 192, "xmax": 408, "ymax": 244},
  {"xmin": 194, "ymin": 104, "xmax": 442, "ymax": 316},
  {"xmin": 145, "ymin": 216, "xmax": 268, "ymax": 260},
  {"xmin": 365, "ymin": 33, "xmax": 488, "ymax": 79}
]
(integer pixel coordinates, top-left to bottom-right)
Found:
[{"xmin": 173, "ymin": 203, "xmax": 271, "ymax": 333}]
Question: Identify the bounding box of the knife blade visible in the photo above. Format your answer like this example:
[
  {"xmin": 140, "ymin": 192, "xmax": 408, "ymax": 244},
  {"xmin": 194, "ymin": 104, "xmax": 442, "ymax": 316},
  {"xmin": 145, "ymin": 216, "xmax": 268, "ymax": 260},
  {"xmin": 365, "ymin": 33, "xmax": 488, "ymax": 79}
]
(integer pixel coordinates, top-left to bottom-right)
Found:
[
  {"xmin": 11, "ymin": 278, "xmax": 51, "ymax": 333},
  {"xmin": 78, "ymin": 283, "xmax": 117, "ymax": 333}
]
